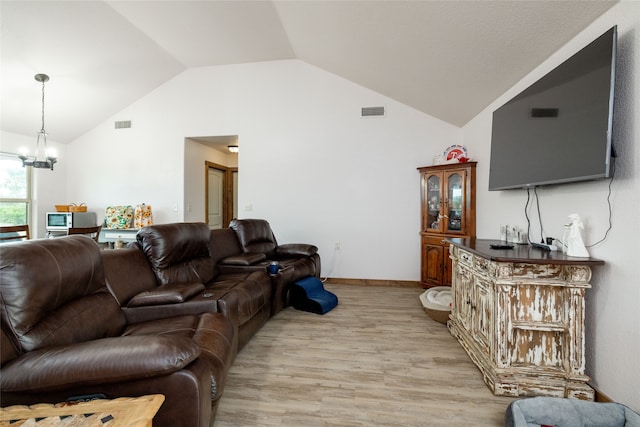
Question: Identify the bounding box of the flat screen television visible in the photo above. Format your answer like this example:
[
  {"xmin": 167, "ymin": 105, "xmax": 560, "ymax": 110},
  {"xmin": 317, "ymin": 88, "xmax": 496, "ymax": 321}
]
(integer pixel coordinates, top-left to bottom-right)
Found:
[{"xmin": 489, "ymin": 26, "xmax": 617, "ymax": 191}]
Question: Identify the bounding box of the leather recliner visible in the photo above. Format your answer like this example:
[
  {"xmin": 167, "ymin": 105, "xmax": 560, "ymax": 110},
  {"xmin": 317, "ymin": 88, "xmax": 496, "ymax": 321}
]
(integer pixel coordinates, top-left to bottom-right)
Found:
[
  {"xmin": 101, "ymin": 244, "xmax": 235, "ymax": 418},
  {"xmin": 0, "ymin": 236, "xmax": 230, "ymax": 427},
  {"xmin": 228, "ymin": 219, "xmax": 321, "ymax": 316},
  {"xmin": 136, "ymin": 222, "xmax": 272, "ymax": 351}
]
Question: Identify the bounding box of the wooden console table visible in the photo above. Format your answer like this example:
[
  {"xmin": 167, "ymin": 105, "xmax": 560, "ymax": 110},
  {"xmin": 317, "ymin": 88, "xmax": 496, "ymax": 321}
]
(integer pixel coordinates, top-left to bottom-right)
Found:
[
  {"xmin": 447, "ymin": 238, "xmax": 604, "ymax": 400},
  {"xmin": 0, "ymin": 394, "xmax": 164, "ymax": 426}
]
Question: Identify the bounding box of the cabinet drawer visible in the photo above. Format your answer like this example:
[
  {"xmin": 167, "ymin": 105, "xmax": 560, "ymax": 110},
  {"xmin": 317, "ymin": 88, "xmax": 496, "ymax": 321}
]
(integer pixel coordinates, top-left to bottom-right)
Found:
[
  {"xmin": 423, "ymin": 236, "xmax": 448, "ymax": 246},
  {"xmin": 473, "ymin": 256, "xmax": 491, "ymax": 275},
  {"xmin": 456, "ymin": 248, "xmax": 473, "ymax": 267}
]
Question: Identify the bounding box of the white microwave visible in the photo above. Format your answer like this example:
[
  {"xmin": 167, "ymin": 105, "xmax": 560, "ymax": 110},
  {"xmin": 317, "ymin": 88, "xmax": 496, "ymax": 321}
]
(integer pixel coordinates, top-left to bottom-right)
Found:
[{"xmin": 46, "ymin": 211, "xmax": 97, "ymax": 231}]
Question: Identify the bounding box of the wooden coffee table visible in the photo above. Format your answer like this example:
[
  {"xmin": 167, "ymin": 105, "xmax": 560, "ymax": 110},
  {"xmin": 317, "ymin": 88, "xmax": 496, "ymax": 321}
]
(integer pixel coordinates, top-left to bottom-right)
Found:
[{"xmin": 0, "ymin": 394, "xmax": 164, "ymax": 426}]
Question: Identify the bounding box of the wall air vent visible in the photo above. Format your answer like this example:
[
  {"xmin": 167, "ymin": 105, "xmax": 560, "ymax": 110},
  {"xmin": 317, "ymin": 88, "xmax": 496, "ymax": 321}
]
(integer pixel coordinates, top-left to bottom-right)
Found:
[
  {"xmin": 361, "ymin": 106, "xmax": 385, "ymax": 118},
  {"xmin": 114, "ymin": 120, "xmax": 132, "ymax": 129}
]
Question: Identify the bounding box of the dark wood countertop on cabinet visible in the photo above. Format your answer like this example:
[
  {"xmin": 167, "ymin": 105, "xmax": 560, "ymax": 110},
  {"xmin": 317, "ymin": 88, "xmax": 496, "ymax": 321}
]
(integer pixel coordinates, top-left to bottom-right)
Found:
[{"xmin": 447, "ymin": 238, "xmax": 604, "ymax": 266}]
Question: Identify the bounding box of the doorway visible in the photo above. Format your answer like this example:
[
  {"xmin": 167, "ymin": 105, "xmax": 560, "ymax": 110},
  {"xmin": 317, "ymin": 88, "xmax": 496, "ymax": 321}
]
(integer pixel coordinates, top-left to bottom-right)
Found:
[{"xmin": 205, "ymin": 161, "xmax": 237, "ymax": 229}]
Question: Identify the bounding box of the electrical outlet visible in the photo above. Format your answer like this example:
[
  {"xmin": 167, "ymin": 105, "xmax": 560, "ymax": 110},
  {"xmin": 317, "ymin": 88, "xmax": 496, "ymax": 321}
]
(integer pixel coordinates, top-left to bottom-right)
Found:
[{"xmin": 334, "ymin": 242, "xmax": 340, "ymax": 251}]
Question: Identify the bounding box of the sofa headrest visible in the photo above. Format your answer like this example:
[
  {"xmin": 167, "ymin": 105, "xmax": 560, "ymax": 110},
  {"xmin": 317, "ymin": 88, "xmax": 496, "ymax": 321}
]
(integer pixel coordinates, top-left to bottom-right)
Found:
[
  {"xmin": 209, "ymin": 228, "xmax": 244, "ymax": 265},
  {"xmin": 0, "ymin": 236, "xmax": 125, "ymax": 353},
  {"xmin": 136, "ymin": 222, "xmax": 215, "ymax": 285},
  {"xmin": 102, "ymin": 247, "xmax": 159, "ymax": 306},
  {"xmin": 229, "ymin": 219, "xmax": 278, "ymax": 256}
]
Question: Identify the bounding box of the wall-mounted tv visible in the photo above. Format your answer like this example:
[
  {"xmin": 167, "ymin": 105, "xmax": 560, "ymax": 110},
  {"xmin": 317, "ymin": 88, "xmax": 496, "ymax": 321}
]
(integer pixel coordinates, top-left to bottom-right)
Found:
[{"xmin": 489, "ymin": 26, "xmax": 617, "ymax": 191}]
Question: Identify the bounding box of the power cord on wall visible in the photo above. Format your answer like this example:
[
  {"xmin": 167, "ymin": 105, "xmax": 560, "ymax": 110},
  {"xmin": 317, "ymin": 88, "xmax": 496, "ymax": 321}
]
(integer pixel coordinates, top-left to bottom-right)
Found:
[
  {"xmin": 321, "ymin": 245, "xmax": 339, "ymax": 283},
  {"xmin": 585, "ymin": 161, "xmax": 615, "ymax": 248},
  {"xmin": 533, "ymin": 187, "xmax": 545, "ymax": 243},
  {"xmin": 524, "ymin": 188, "xmax": 543, "ymax": 245},
  {"xmin": 524, "ymin": 187, "xmax": 533, "ymax": 243},
  {"xmin": 524, "ymin": 187, "xmax": 546, "ymax": 244},
  {"xmin": 523, "ymin": 162, "xmax": 615, "ymax": 249}
]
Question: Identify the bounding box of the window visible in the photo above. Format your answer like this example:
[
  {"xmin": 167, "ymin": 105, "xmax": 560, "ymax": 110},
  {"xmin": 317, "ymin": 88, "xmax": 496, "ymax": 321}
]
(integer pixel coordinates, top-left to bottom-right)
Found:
[{"xmin": 0, "ymin": 153, "xmax": 31, "ymax": 226}]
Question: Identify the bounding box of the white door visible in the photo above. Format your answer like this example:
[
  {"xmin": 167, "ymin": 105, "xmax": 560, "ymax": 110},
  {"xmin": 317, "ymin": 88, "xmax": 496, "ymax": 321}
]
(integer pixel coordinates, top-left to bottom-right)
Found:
[
  {"xmin": 207, "ymin": 168, "xmax": 224, "ymax": 229},
  {"xmin": 232, "ymin": 170, "xmax": 238, "ymax": 220}
]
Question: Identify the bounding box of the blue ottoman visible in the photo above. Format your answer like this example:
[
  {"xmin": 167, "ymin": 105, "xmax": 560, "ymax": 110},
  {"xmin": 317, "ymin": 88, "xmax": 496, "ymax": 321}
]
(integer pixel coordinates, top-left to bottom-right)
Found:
[{"xmin": 290, "ymin": 276, "xmax": 338, "ymax": 314}]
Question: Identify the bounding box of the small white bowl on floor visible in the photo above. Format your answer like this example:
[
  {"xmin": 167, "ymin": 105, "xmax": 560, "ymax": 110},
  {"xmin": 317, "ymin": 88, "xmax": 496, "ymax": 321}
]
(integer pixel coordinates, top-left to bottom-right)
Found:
[{"xmin": 419, "ymin": 286, "xmax": 452, "ymax": 324}]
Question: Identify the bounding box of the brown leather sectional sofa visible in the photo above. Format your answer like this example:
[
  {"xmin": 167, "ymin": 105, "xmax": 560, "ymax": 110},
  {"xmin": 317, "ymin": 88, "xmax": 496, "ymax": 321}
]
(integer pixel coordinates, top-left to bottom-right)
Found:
[{"xmin": 0, "ymin": 220, "xmax": 320, "ymax": 426}]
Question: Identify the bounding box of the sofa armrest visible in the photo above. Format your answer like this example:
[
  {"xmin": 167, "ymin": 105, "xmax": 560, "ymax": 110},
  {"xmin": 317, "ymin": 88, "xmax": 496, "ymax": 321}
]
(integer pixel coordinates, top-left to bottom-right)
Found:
[
  {"xmin": 0, "ymin": 335, "xmax": 200, "ymax": 393},
  {"xmin": 220, "ymin": 253, "xmax": 267, "ymax": 266},
  {"xmin": 127, "ymin": 282, "xmax": 205, "ymax": 307},
  {"xmin": 122, "ymin": 294, "xmax": 218, "ymax": 324},
  {"xmin": 276, "ymin": 243, "xmax": 318, "ymax": 258}
]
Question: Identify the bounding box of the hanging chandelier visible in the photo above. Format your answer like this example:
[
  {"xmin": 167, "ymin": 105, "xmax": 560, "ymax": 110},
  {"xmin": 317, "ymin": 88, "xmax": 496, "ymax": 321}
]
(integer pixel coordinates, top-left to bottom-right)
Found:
[{"xmin": 19, "ymin": 73, "xmax": 57, "ymax": 170}]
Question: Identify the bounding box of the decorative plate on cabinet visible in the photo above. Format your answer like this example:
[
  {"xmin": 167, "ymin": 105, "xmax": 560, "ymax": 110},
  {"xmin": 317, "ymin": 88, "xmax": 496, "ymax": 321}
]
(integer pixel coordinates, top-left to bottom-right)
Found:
[{"xmin": 443, "ymin": 144, "xmax": 468, "ymax": 161}]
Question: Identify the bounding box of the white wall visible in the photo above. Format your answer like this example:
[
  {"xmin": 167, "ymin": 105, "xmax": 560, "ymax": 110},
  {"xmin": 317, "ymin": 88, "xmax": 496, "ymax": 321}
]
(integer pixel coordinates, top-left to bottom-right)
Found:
[
  {"xmin": 66, "ymin": 91, "xmax": 188, "ymax": 225},
  {"xmin": 68, "ymin": 59, "xmax": 461, "ymax": 281},
  {"xmin": 463, "ymin": 2, "xmax": 639, "ymax": 410},
  {"xmin": 0, "ymin": 131, "xmax": 67, "ymax": 238}
]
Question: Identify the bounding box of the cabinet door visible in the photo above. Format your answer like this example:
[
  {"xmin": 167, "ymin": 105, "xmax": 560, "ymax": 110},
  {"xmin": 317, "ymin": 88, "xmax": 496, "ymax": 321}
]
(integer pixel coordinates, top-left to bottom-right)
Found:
[
  {"xmin": 443, "ymin": 170, "xmax": 467, "ymax": 235},
  {"xmin": 423, "ymin": 172, "xmax": 444, "ymax": 233},
  {"xmin": 422, "ymin": 241, "xmax": 444, "ymax": 286},
  {"xmin": 443, "ymin": 244, "xmax": 451, "ymax": 285},
  {"xmin": 454, "ymin": 263, "xmax": 473, "ymax": 331},
  {"xmin": 473, "ymin": 277, "xmax": 493, "ymax": 353}
]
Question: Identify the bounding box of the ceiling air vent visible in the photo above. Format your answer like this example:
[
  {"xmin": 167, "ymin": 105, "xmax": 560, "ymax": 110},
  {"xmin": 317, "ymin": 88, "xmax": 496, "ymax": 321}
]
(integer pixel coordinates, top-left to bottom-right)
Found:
[
  {"xmin": 361, "ymin": 106, "xmax": 385, "ymax": 118},
  {"xmin": 114, "ymin": 120, "xmax": 131, "ymax": 129}
]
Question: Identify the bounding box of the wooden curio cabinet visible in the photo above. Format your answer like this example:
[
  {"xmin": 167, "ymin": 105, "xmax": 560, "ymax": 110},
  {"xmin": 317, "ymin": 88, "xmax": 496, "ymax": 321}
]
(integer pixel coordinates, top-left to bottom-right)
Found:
[{"xmin": 418, "ymin": 162, "xmax": 476, "ymax": 288}]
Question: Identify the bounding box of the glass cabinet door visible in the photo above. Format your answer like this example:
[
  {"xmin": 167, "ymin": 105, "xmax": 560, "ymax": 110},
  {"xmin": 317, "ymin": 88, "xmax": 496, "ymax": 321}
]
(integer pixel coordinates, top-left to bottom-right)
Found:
[
  {"xmin": 445, "ymin": 172, "xmax": 464, "ymax": 233},
  {"xmin": 426, "ymin": 174, "xmax": 442, "ymax": 232}
]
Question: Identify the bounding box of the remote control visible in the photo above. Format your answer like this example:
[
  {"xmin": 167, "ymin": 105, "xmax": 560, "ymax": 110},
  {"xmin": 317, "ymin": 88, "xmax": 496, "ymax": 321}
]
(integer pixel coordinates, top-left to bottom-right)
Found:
[{"xmin": 490, "ymin": 244, "xmax": 514, "ymax": 250}]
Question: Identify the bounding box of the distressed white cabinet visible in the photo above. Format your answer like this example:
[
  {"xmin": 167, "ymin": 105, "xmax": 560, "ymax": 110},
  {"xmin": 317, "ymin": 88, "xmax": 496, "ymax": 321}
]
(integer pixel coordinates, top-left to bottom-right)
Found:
[{"xmin": 447, "ymin": 239, "xmax": 604, "ymax": 400}]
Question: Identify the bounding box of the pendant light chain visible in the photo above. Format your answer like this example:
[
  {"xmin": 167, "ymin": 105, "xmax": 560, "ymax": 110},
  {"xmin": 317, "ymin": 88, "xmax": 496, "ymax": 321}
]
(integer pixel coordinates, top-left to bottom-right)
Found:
[{"xmin": 40, "ymin": 77, "xmax": 46, "ymax": 134}]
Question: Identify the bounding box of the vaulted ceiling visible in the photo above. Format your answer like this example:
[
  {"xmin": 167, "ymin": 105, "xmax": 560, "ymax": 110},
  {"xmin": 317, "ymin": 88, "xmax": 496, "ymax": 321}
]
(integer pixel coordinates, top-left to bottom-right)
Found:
[{"xmin": 1, "ymin": 0, "xmax": 616, "ymax": 143}]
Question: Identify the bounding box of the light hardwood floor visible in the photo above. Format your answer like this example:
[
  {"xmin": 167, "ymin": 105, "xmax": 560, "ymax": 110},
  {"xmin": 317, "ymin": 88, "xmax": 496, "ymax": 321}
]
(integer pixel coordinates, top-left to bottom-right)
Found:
[{"xmin": 214, "ymin": 284, "xmax": 516, "ymax": 426}]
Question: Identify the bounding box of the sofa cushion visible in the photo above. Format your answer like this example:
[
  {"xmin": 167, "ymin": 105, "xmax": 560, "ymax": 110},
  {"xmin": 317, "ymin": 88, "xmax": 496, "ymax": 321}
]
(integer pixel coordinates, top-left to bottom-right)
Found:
[
  {"xmin": 0, "ymin": 236, "xmax": 125, "ymax": 352},
  {"xmin": 137, "ymin": 223, "xmax": 216, "ymax": 285},
  {"xmin": 0, "ymin": 335, "xmax": 200, "ymax": 392},
  {"xmin": 209, "ymin": 272, "xmax": 271, "ymax": 326}
]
